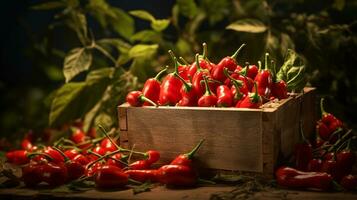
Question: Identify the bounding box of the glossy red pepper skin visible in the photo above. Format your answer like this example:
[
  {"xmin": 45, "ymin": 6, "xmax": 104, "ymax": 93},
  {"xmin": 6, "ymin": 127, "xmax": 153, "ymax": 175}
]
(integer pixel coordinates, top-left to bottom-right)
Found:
[
  {"xmin": 170, "ymin": 140, "xmax": 204, "ymax": 167},
  {"xmin": 146, "ymin": 150, "xmax": 160, "ymax": 164},
  {"xmin": 142, "ymin": 67, "xmax": 168, "ymax": 106},
  {"xmin": 106, "ymin": 153, "xmax": 126, "ymax": 168},
  {"xmin": 95, "ymin": 165, "xmax": 128, "ymax": 189},
  {"xmin": 43, "ymin": 146, "xmax": 65, "ymax": 164},
  {"xmin": 22, "ymin": 162, "xmax": 43, "ymax": 187},
  {"xmin": 66, "ymin": 160, "xmax": 85, "ymax": 181},
  {"xmin": 157, "ymin": 165, "xmax": 197, "ymax": 187},
  {"xmin": 245, "ymin": 65, "xmax": 259, "ymax": 80},
  {"xmin": 177, "ymin": 84, "xmax": 198, "ymax": 106},
  {"xmin": 321, "ymin": 159, "xmax": 339, "ymax": 180},
  {"xmin": 42, "ymin": 162, "xmax": 68, "ymax": 187},
  {"xmin": 125, "ymin": 169, "xmax": 158, "ymax": 182},
  {"xmin": 317, "ymin": 98, "xmax": 343, "ymax": 140},
  {"xmin": 216, "ymin": 85, "xmax": 233, "ymax": 107},
  {"xmin": 340, "ymin": 175, "xmax": 357, "ymax": 190},
  {"xmin": 307, "ymin": 158, "xmax": 322, "ymax": 172},
  {"xmin": 64, "ymin": 149, "xmax": 80, "ymax": 160},
  {"xmin": 100, "ymin": 138, "xmax": 117, "ymax": 152},
  {"xmin": 6, "ymin": 150, "xmax": 29, "ymax": 165},
  {"xmin": 336, "ymin": 150, "xmax": 355, "ymax": 179},
  {"xmin": 70, "ymin": 128, "xmax": 86, "ymax": 144},
  {"xmin": 198, "ymin": 76, "xmax": 217, "ymax": 107},
  {"xmin": 254, "ymin": 70, "xmax": 272, "ymax": 100},
  {"xmin": 72, "ymin": 154, "xmax": 90, "ymax": 166},
  {"xmin": 85, "ymin": 162, "xmax": 102, "ymax": 177},
  {"xmin": 159, "ymin": 61, "xmax": 183, "ymax": 106},
  {"xmin": 272, "ymin": 80, "xmax": 288, "ymax": 100},
  {"xmin": 21, "ymin": 138, "xmax": 34, "ymax": 151},
  {"xmin": 236, "ymin": 82, "xmax": 262, "ymax": 109},
  {"xmin": 275, "ymin": 166, "xmax": 333, "ymax": 191},
  {"xmin": 88, "ymin": 146, "xmax": 107, "ymax": 161},
  {"xmin": 129, "ymin": 160, "xmax": 151, "ymax": 170},
  {"xmin": 211, "ymin": 44, "xmax": 246, "ymax": 82},
  {"xmin": 126, "ymin": 91, "xmax": 157, "ymax": 107},
  {"xmin": 191, "ymin": 54, "xmax": 211, "ymax": 97}
]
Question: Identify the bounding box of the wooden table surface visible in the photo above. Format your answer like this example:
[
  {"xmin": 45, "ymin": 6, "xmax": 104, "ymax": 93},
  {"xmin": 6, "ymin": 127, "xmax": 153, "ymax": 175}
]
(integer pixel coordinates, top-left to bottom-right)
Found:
[{"xmin": 1, "ymin": 185, "xmax": 356, "ymax": 200}]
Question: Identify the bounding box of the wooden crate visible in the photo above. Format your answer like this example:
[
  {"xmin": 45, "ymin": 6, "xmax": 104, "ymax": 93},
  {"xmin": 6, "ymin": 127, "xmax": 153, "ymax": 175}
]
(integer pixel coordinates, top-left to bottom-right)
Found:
[{"xmin": 118, "ymin": 88, "xmax": 316, "ymax": 177}]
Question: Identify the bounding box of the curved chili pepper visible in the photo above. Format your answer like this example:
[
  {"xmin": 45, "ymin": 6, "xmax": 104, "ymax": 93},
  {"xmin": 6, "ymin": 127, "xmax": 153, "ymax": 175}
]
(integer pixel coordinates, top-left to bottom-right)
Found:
[
  {"xmin": 236, "ymin": 82, "xmax": 262, "ymax": 109},
  {"xmin": 294, "ymin": 122, "xmax": 313, "ymax": 171},
  {"xmin": 275, "ymin": 166, "xmax": 333, "ymax": 191},
  {"xmin": 157, "ymin": 164, "xmax": 197, "ymax": 187},
  {"xmin": 95, "ymin": 164, "xmax": 128, "ymax": 189},
  {"xmin": 70, "ymin": 127, "xmax": 86, "ymax": 144},
  {"xmin": 317, "ymin": 98, "xmax": 343, "ymax": 141},
  {"xmin": 126, "ymin": 91, "xmax": 158, "ymax": 107},
  {"xmin": 272, "ymin": 80, "xmax": 288, "ymax": 100},
  {"xmin": 170, "ymin": 139, "xmax": 204, "ymax": 167},
  {"xmin": 211, "ymin": 44, "xmax": 246, "ymax": 82},
  {"xmin": 125, "ymin": 169, "xmax": 158, "ymax": 182},
  {"xmin": 216, "ymin": 85, "xmax": 233, "ymax": 107},
  {"xmin": 340, "ymin": 175, "xmax": 357, "ymax": 190},
  {"xmin": 187, "ymin": 43, "xmax": 213, "ymax": 79},
  {"xmin": 198, "ymin": 76, "xmax": 217, "ymax": 107},
  {"xmin": 142, "ymin": 67, "xmax": 168, "ymax": 106},
  {"xmin": 146, "ymin": 150, "xmax": 160, "ymax": 164},
  {"xmin": 88, "ymin": 146, "xmax": 107, "ymax": 161},
  {"xmin": 159, "ymin": 52, "xmax": 184, "ymax": 106},
  {"xmin": 100, "ymin": 138, "xmax": 118, "ymax": 152},
  {"xmin": 6, "ymin": 150, "xmax": 29, "ymax": 165},
  {"xmin": 192, "ymin": 54, "xmax": 210, "ymax": 97},
  {"xmin": 254, "ymin": 55, "xmax": 272, "ymax": 100}
]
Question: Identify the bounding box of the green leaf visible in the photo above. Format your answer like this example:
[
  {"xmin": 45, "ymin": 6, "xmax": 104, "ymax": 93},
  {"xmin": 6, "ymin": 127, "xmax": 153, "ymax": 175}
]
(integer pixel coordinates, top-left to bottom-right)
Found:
[
  {"xmin": 63, "ymin": 48, "xmax": 92, "ymax": 82},
  {"xmin": 97, "ymin": 38, "xmax": 131, "ymax": 54},
  {"xmin": 130, "ymin": 57, "xmax": 155, "ymax": 82},
  {"xmin": 111, "ymin": 8, "xmax": 135, "ymax": 40},
  {"xmin": 131, "ymin": 30, "xmax": 160, "ymax": 42},
  {"xmin": 128, "ymin": 44, "xmax": 158, "ymax": 59},
  {"xmin": 131, "ymin": 182, "xmax": 154, "ymax": 195},
  {"xmin": 129, "ymin": 10, "xmax": 155, "ymax": 21},
  {"xmin": 201, "ymin": 0, "xmax": 229, "ymax": 25},
  {"xmin": 276, "ymin": 49, "xmax": 307, "ymax": 92},
  {"xmin": 177, "ymin": 0, "xmax": 198, "ymax": 18},
  {"xmin": 151, "ymin": 19, "xmax": 170, "ymax": 32},
  {"xmin": 86, "ymin": 68, "xmax": 114, "ymax": 83},
  {"xmin": 333, "ymin": 0, "xmax": 345, "ymax": 11},
  {"xmin": 226, "ymin": 18, "xmax": 267, "ymax": 33},
  {"xmin": 31, "ymin": 1, "xmax": 65, "ymax": 10}
]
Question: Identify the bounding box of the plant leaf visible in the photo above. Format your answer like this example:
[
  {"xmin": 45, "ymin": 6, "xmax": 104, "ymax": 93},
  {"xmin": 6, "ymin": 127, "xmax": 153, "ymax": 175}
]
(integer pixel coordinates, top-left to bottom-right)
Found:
[
  {"xmin": 201, "ymin": 0, "xmax": 229, "ymax": 25},
  {"xmin": 151, "ymin": 19, "xmax": 170, "ymax": 32},
  {"xmin": 86, "ymin": 68, "xmax": 114, "ymax": 83},
  {"xmin": 177, "ymin": 0, "xmax": 198, "ymax": 18},
  {"xmin": 129, "ymin": 10, "xmax": 155, "ymax": 21},
  {"xmin": 63, "ymin": 48, "xmax": 92, "ymax": 82},
  {"xmin": 111, "ymin": 8, "xmax": 135, "ymax": 40},
  {"xmin": 128, "ymin": 44, "xmax": 158, "ymax": 59},
  {"xmin": 31, "ymin": 1, "xmax": 65, "ymax": 10},
  {"xmin": 131, "ymin": 182, "xmax": 154, "ymax": 195},
  {"xmin": 226, "ymin": 18, "xmax": 267, "ymax": 33},
  {"xmin": 131, "ymin": 30, "xmax": 160, "ymax": 42}
]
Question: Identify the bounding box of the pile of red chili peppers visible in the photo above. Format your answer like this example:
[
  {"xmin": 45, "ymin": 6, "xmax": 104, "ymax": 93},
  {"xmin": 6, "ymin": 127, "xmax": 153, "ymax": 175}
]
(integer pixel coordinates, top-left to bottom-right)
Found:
[
  {"xmin": 126, "ymin": 43, "xmax": 289, "ymax": 108},
  {"xmin": 5, "ymin": 124, "xmax": 205, "ymax": 189},
  {"xmin": 276, "ymin": 98, "xmax": 357, "ymax": 191}
]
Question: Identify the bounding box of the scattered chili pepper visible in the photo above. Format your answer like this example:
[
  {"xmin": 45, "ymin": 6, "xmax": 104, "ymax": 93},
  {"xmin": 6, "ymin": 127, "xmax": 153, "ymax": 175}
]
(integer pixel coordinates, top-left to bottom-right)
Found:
[
  {"xmin": 106, "ymin": 153, "xmax": 127, "ymax": 168},
  {"xmin": 22, "ymin": 162, "xmax": 43, "ymax": 187},
  {"xmin": 125, "ymin": 169, "xmax": 158, "ymax": 182},
  {"xmin": 170, "ymin": 139, "xmax": 204, "ymax": 167},
  {"xmin": 340, "ymin": 175, "xmax": 357, "ymax": 190},
  {"xmin": 126, "ymin": 91, "xmax": 158, "ymax": 107},
  {"xmin": 142, "ymin": 66, "xmax": 168, "ymax": 106},
  {"xmin": 275, "ymin": 166, "xmax": 333, "ymax": 191},
  {"xmin": 157, "ymin": 164, "xmax": 197, "ymax": 187},
  {"xmin": 95, "ymin": 164, "xmax": 128, "ymax": 189},
  {"xmin": 129, "ymin": 160, "xmax": 151, "ymax": 170},
  {"xmin": 41, "ymin": 162, "xmax": 68, "ymax": 187},
  {"xmin": 198, "ymin": 76, "xmax": 217, "ymax": 107},
  {"xmin": 146, "ymin": 150, "xmax": 160, "ymax": 164},
  {"xmin": 317, "ymin": 98, "xmax": 343, "ymax": 141},
  {"xmin": 336, "ymin": 149, "xmax": 355, "ymax": 180},
  {"xmin": 6, "ymin": 150, "xmax": 29, "ymax": 165},
  {"xmin": 64, "ymin": 149, "xmax": 80, "ymax": 160}
]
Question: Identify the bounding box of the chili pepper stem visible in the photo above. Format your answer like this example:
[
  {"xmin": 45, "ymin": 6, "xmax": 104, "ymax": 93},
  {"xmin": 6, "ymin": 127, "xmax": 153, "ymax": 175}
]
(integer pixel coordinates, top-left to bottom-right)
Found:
[
  {"xmin": 202, "ymin": 76, "xmax": 212, "ymax": 96},
  {"xmin": 52, "ymin": 146, "xmax": 70, "ymax": 162},
  {"xmin": 202, "ymin": 43, "xmax": 207, "ymax": 59},
  {"xmin": 258, "ymin": 61, "xmax": 262, "ymax": 71},
  {"xmin": 320, "ymin": 98, "xmax": 327, "ymax": 116},
  {"xmin": 195, "ymin": 53, "xmax": 202, "ymax": 71},
  {"xmin": 179, "ymin": 57, "xmax": 189, "ymax": 66},
  {"xmin": 265, "ymin": 53, "xmax": 269, "ymax": 70},
  {"xmin": 251, "ymin": 82, "xmax": 260, "ymax": 103},
  {"xmin": 186, "ymin": 139, "xmax": 205, "ymax": 159},
  {"xmin": 230, "ymin": 43, "xmax": 246, "ymax": 59},
  {"xmin": 326, "ymin": 129, "xmax": 352, "ymax": 153},
  {"xmin": 140, "ymin": 95, "xmax": 158, "ymax": 107},
  {"xmin": 154, "ymin": 66, "xmax": 168, "ymax": 80},
  {"xmin": 168, "ymin": 50, "xmax": 180, "ymax": 74},
  {"xmin": 128, "ymin": 178, "xmax": 143, "ymax": 185}
]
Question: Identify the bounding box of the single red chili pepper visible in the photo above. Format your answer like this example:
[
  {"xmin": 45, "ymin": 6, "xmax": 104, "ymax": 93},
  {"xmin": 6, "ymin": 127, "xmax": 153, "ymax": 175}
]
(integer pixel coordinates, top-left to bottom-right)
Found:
[
  {"xmin": 211, "ymin": 44, "xmax": 246, "ymax": 82},
  {"xmin": 125, "ymin": 169, "xmax": 158, "ymax": 182},
  {"xmin": 336, "ymin": 149, "xmax": 355, "ymax": 180},
  {"xmin": 236, "ymin": 82, "xmax": 262, "ymax": 109},
  {"xmin": 187, "ymin": 43, "xmax": 213, "ymax": 78},
  {"xmin": 340, "ymin": 175, "xmax": 357, "ymax": 190},
  {"xmin": 157, "ymin": 164, "xmax": 197, "ymax": 187},
  {"xmin": 64, "ymin": 149, "xmax": 80, "ymax": 160},
  {"xmin": 254, "ymin": 55, "xmax": 272, "ymax": 100},
  {"xmin": 95, "ymin": 164, "xmax": 128, "ymax": 189},
  {"xmin": 70, "ymin": 127, "xmax": 86, "ymax": 144},
  {"xmin": 129, "ymin": 160, "xmax": 151, "ymax": 170},
  {"xmin": 275, "ymin": 166, "xmax": 333, "ymax": 191},
  {"xmin": 223, "ymin": 68, "xmax": 244, "ymax": 104},
  {"xmin": 316, "ymin": 120, "xmax": 330, "ymax": 141},
  {"xmin": 43, "ymin": 146, "xmax": 65, "ymax": 164},
  {"xmin": 317, "ymin": 98, "xmax": 343, "ymax": 141},
  {"xmin": 294, "ymin": 122, "xmax": 313, "ymax": 171},
  {"xmin": 142, "ymin": 66, "xmax": 168, "ymax": 106},
  {"xmin": 100, "ymin": 138, "xmax": 118, "ymax": 152},
  {"xmin": 159, "ymin": 51, "xmax": 184, "ymax": 106},
  {"xmin": 106, "ymin": 153, "xmax": 127, "ymax": 168},
  {"xmin": 241, "ymin": 64, "xmax": 259, "ymax": 80},
  {"xmin": 198, "ymin": 76, "xmax": 217, "ymax": 107},
  {"xmin": 6, "ymin": 150, "xmax": 29, "ymax": 165},
  {"xmin": 272, "ymin": 80, "xmax": 288, "ymax": 100},
  {"xmin": 22, "ymin": 162, "xmax": 43, "ymax": 187},
  {"xmin": 192, "ymin": 54, "xmax": 210, "ymax": 97},
  {"xmin": 216, "ymin": 85, "xmax": 233, "ymax": 107},
  {"xmin": 170, "ymin": 139, "xmax": 204, "ymax": 167},
  {"xmin": 126, "ymin": 91, "xmax": 158, "ymax": 107},
  {"xmin": 307, "ymin": 158, "xmax": 322, "ymax": 172},
  {"xmin": 146, "ymin": 150, "xmax": 160, "ymax": 164}
]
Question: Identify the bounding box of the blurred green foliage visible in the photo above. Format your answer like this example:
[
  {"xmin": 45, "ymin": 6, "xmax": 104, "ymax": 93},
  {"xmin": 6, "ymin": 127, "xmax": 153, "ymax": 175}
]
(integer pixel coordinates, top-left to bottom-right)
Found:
[{"xmin": 1, "ymin": 0, "xmax": 356, "ymax": 139}]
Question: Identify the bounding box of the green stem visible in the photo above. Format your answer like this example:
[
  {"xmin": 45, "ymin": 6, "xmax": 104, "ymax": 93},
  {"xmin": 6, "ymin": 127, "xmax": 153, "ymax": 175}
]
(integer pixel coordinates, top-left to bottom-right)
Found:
[
  {"xmin": 168, "ymin": 50, "xmax": 179, "ymax": 74},
  {"xmin": 179, "ymin": 57, "xmax": 190, "ymax": 66},
  {"xmin": 258, "ymin": 61, "xmax": 262, "ymax": 71},
  {"xmin": 52, "ymin": 146, "xmax": 70, "ymax": 162},
  {"xmin": 202, "ymin": 43, "xmax": 207, "ymax": 59},
  {"xmin": 195, "ymin": 53, "xmax": 202, "ymax": 71},
  {"xmin": 320, "ymin": 98, "xmax": 327, "ymax": 116},
  {"xmin": 53, "ymin": 137, "xmax": 64, "ymax": 147},
  {"xmin": 202, "ymin": 76, "xmax": 212, "ymax": 96},
  {"xmin": 264, "ymin": 53, "xmax": 269, "ymax": 70},
  {"xmin": 230, "ymin": 43, "xmax": 246, "ymax": 59},
  {"xmin": 27, "ymin": 152, "xmax": 53, "ymax": 161},
  {"xmin": 154, "ymin": 66, "xmax": 168, "ymax": 81},
  {"xmin": 186, "ymin": 139, "xmax": 205, "ymax": 159},
  {"xmin": 251, "ymin": 82, "xmax": 260, "ymax": 103},
  {"xmin": 140, "ymin": 95, "xmax": 158, "ymax": 107},
  {"xmin": 327, "ymin": 129, "xmax": 352, "ymax": 153},
  {"xmin": 175, "ymin": 61, "xmax": 192, "ymax": 92},
  {"xmin": 94, "ymin": 44, "xmax": 118, "ymax": 67}
]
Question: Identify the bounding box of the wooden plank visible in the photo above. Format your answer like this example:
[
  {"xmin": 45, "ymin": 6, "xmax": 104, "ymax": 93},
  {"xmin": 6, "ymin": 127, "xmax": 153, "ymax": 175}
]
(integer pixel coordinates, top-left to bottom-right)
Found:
[
  {"xmin": 125, "ymin": 107, "xmax": 263, "ymax": 172},
  {"xmin": 118, "ymin": 105, "xmax": 128, "ymax": 131}
]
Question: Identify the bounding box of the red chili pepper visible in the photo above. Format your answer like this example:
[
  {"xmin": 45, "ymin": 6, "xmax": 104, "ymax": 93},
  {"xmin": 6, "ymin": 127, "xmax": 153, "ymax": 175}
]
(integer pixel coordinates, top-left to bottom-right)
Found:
[
  {"xmin": 192, "ymin": 54, "xmax": 210, "ymax": 97},
  {"xmin": 336, "ymin": 149, "xmax": 355, "ymax": 179},
  {"xmin": 198, "ymin": 76, "xmax": 217, "ymax": 107},
  {"xmin": 254, "ymin": 55, "xmax": 272, "ymax": 100},
  {"xmin": 272, "ymin": 80, "xmax": 288, "ymax": 99},
  {"xmin": 241, "ymin": 64, "xmax": 259, "ymax": 80},
  {"xmin": 21, "ymin": 138, "xmax": 34, "ymax": 151},
  {"xmin": 142, "ymin": 67, "xmax": 168, "ymax": 106},
  {"xmin": 125, "ymin": 169, "xmax": 158, "ymax": 182},
  {"xmin": 70, "ymin": 127, "xmax": 86, "ymax": 144},
  {"xmin": 211, "ymin": 44, "xmax": 246, "ymax": 82},
  {"xmin": 43, "ymin": 146, "xmax": 65, "ymax": 164},
  {"xmin": 126, "ymin": 91, "xmax": 158, "ymax": 107},
  {"xmin": 22, "ymin": 162, "xmax": 43, "ymax": 187},
  {"xmin": 170, "ymin": 139, "xmax": 204, "ymax": 167},
  {"xmin": 223, "ymin": 68, "xmax": 244, "ymax": 104},
  {"xmin": 236, "ymin": 82, "xmax": 262, "ymax": 109},
  {"xmin": 106, "ymin": 153, "xmax": 126, "ymax": 168},
  {"xmin": 100, "ymin": 138, "xmax": 118, "ymax": 152},
  {"xmin": 85, "ymin": 162, "xmax": 102, "ymax": 177},
  {"xmin": 216, "ymin": 85, "xmax": 233, "ymax": 107},
  {"xmin": 64, "ymin": 149, "xmax": 80, "ymax": 160},
  {"xmin": 157, "ymin": 164, "xmax": 197, "ymax": 187},
  {"xmin": 294, "ymin": 122, "xmax": 313, "ymax": 171},
  {"xmin": 146, "ymin": 150, "xmax": 160, "ymax": 164},
  {"xmin": 129, "ymin": 160, "xmax": 151, "ymax": 170},
  {"xmin": 178, "ymin": 57, "xmax": 190, "ymax": 80},
  {"xmin": 275, "ymin": 166, "xmax": 333, "ymax": 191},
  {"xmin": 307, "ymin": 158, "xmax": 322, "ymax": 172},
  {"xmin": 6, "ymin": 150, "xmax": 29, "ymax": 165},
  {"xmin": 41, "ymin": 162, "xmax": 68, "ymax": 187},
  {"xmin": 317, "ymin": 98, "xmax": 343, "ymax": 141},
  {"xmin": 88, "ymin": 146, "xmax": 107, "ymax": 161},
  {"xmin": 321, "ymin": 159, "xmax": 339, "ymax": 180},
  {"xmin": 95, "ymin": 165, "xmax": 128, "ymax": 189},
  {"xmin": 72, "ymin": 154, "xmax": 90, "ymax": 166},
  {"xmin": 187, "ymin": 43, "xmax": 213, "ymax": 79},
  {"xmin": 340, "ymin": 175, "xmax": 357, "ymax": 190}
]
